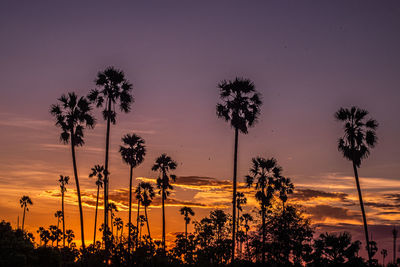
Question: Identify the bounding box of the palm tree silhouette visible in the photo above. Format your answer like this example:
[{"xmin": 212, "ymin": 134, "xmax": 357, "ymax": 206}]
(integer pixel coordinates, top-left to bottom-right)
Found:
[
  {"xmin": 245, "ymin": 157, "xmax": 281, "ymax": 263},
  {"xmin": 335, "ymin": 106, "xmax": 378, "ymax": 262},
  {"xmin": 54, "ymin": 210, "xmax": 63, "ymax": 247},
  {"xmin": 241, "ymin": 213, "xmax": 253, "ymax": 261},
  {"xmin": 58, "ymin": 175, "xmax": 69, "ymax": 247},
  {"xmin": 152, "ymin": 154, "xmax": 177, "ymax": 252},
  {"xmin": 393, "ymin": 227, "xmax": 398, "ymax": 264},
  {"xmin": 50, "ymin": 92, "xmax": 95, "ymax": 249},
  {"xmin": 88, "ymin": 66, "xmax": 133, "ymax": 248},
  {"xmin": 89, "ymin": 165, "xmax": 105, "ymax": 245},
  {"xmin": 66, "ymin": 229, "xmax": 75, "ymax": 248},
  {"xmin": 180, "ymin": 206, "xmax": 195, "ymax": 239},
  {"xmin": 119, "ymin": 133, "xmax": 146, "ymax": 251},
  {"xmin": 113, "ymin": 217, "xmax": 123, "ymax": 244},
  {"xmin": 216, "ymin": 77, "xmax": 262, "ymax": 263},
  {"xmin": 381, "ymin": 248, "xmax": 388, "ymax": 266},
  {"xmin": 20, "ymin": 195, "xmax": 32, "ymax": 231},
  {"xmin": 108, "ymin": 202, "xmax": 118, "ymax": 237},
  {"xmin": 277, "ymin": 176, "xmax": 294, "ymax": 212},
  {"xmin": 235, "ymin": 192, "xmax": 247, "ymax": 254},
  {"xmin": 139, "ymin": 182, "xmax": 155, "ymax": 239}
]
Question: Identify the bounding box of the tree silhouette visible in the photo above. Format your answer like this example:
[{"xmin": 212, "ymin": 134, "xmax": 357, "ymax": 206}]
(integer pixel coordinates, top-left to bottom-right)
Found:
[
  {"xmin": 335, "ymin": 106, "xmax": 378, "ymax": 263},
  {"xmin": 241, "ymin": 213, "xmax": 253, "ymax": 261},
  {"xmin": 54, "ymin": 210, "xmax": 63, "ymax": 247},
  {"xmin": 277, "ymin": 176, "xmax": 294, "ymax": 212},
  {"xmin": 108, "ymin": 203, "xmax": 118, "ymax": 237},
  {"xmin": 381, "ymin": 248, "xmax": 388, "ymax": 266},
  {"xmin": 50, "ymin": 92, "xmax": 95, "ymax": 249},
  {"xmin": 216, "ymin": 77, "xmax": 262, "ymax": 263},
  {"xmin": 20, "ymin": 195, "xmax": 32, "ymax": 231},
  {"xmin": 37, "ymin": 227, "xmax": 50, "ymax": 247},
  {"xmin": 65, "ymin": 229, "xmax": 75, "ymax": 248},
  {"xmin": 180, "ymin": 207, "xmax": 195, "ymax": 239},
  {"xmin": 88, "ymin": 66, "xmax": 133, "ymax": 249},
  {"xmin": 119, "ymin": 133, "xmax": 146, "ymax": 252},
  {"xmin": 393, "ymin": 227, "xmax": 398, "ymax": 264},
  {"xmin": 58, "ymin": 175, "xmax": 69, "ymax": 247},
  {"xmin": 245, "ymin": 157, "xmax": 281, "ymax": 263},
  {"xmin": 113, "ymin": 217, "xmax": 123, "ymax": 244},
  {"xmin": 140, "ymin": 182, "xmax": 154, "ymax": 239},
  {"xmin": 49, "ymin": 225, "xmax": 62, "ymax": 247},
  {"xmin": 152, "ymin": 154, "xmax": 177, "ymax": 252},
  {"xmin": 89, "ymin": 165, "xmax": 105, "ymax": 245}
]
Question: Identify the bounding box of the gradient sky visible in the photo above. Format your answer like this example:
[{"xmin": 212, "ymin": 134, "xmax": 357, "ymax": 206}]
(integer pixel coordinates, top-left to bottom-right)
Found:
[{"xmin": 1, "ymin": 0, "xmax": 399, "ymax": 261}]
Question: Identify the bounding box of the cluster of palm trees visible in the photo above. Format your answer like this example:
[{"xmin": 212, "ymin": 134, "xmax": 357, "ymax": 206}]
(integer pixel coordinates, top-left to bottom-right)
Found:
[{"xmin": 44, "ymin": 65, "xmax": 396, "ymax": 265}]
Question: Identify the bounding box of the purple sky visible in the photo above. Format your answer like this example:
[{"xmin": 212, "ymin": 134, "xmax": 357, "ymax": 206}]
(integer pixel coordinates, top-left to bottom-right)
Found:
[{"xmin": 0, "ymin": 0, "xmax": 399, "ymax": 261}]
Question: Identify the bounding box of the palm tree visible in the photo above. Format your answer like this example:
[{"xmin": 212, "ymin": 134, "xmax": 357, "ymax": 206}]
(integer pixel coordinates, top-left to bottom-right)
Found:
[
  {"xmin": 216, "ymin": 77, "xmax": 262, "ymax": 262},
  {"xmin": 139, "ymin": 182, "xmax": 155, "ymax": 239},
  {"xmin": 393, "ymin": 227, "xmax": 398, "ymax": 264},
  {"xmin": 114, "ymin": 217, "xmax": 123, "ymax": 244},
  {"xmin": 152, "ymin": 154, "xmax": 177, "ymax": 252},
  {"xmin": 59, "ymin": 175, "xmax": 69, "ymax": 247},
  {"xmin": 20, "ymin": 195, "xmax": 32, "ymax": 231},
  {"xmin": 241, "ymin": 213, "xmax": 253, "ymax": 261},
  {"xmin": 66, "ymin": 229, "xmax": 75, "ymax": 248},
  {"xmin": 335, "ymin": 106, "xmax": 378, "ymax": 262},
  {"xmin": 180, "ymin": 207, "xmax": 195, "ymax": 239},
  {"xmin": 54, "ymin": 210, "xmax": 63, "ymax": 247},
  {"xmin": 119, "ymin": 133, "xmax": 146, "ymax": 251},
  {"xmin": 381, "ymin": 249, "xmax": 387, "ymax": 266},
  {"xmin": 37, "ymin": 227, "xmax": 50, "ymax": 247},
  {"xmin": 88, "ymin": 67, "xmax": 133, "ymax": 248},
  {"xmin": 50, "ymin": 92, "xmax": 95, "ymax": 249},
  {"xmin": 245, "ymin": 157, "xmax": 281, "ymax": 263},
  {"xmin": 89, "ymin": 165, "xmax": 105, "ymax": 245},
  {"xmin": 138, "ymin": 215, "xmax": 146, "ymax": 242},
  {"xmin": 235, "ymin": 192, "xmax": 247, "ymax": 253},
  {"xmin": 108, "ymin": 202, "xmax": 118, "ymax": 237},
  {"xmin": 277, "ymin": 176, "xmax": 294, "ymax": 212}
]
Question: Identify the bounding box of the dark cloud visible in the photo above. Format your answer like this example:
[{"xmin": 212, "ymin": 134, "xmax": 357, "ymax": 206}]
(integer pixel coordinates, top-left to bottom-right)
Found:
[
  {"xmin": 384, "ymin": 193, "xmax": 400, "ymax": 203},
  {"xmin": 306, "ymin": 205, "xmax": 359, "ymax": 221},
  {"xmin": 292, "ymin": 189, "xmax": 349, "ymax": 201},
  {"xmin": 363, "ymin": 201, "xmax": 399, "ymax": 209}
]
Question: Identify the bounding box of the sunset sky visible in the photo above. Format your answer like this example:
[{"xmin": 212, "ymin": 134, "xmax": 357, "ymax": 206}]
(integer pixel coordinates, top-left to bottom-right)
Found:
[{"xmin": 1, "ymin": 0, "xmax": 399, "ymax": 260}]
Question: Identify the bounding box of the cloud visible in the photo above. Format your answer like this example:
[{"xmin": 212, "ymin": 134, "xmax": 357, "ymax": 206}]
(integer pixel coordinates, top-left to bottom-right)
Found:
[
  {"xmin": 292, "ymin": 189, "xmax": 349, "ymax": 201},
  {"xmin": 306, "ymin": 204, "xmax": 360, "ymax": 221},
  {"xmin": 138, "ymin": 176, "xmax": 232, "ymax": 191}
]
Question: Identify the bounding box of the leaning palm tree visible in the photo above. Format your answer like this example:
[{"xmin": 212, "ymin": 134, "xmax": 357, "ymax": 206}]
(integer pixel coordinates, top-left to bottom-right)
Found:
[
  {"xmin": 139, "ymin": 182, "xmax": 155, "ymax": 239},
  {"xmin": 216, "ymin": 77, "xmax": 262, "ymax": 262},
  {"xmin": 88, "ymin": 67, "xmax": 133, "ymax": 248},
  {"xmin": 50, "ymin": 92, "xmax": 95, "ymax": 249},
  {"xmin": 245, "ymin": 157, "xmax": 281, "ymax": 264},
  {"xmin": 89, "ymin": 165, "xmax": 105, "ymax": 245},
  {"xmin": 180, "ymin": 206, "xmax": 195, "ymax": 239},
  {"xmin": 20, "ymin": 195, "xmax": 32, "ymax": 231},
  {"xmin": 393, "ymin": 227, "xmax": 398, "ymax": 264},
  {"xmin": 59, "ymin": 175, "xmax": 69, "ymax": 247},
  {"xmin": 119, "ymin": 133, "xmax": 146, "ymax": 252},
  {"xmin": 54, "ymin": 210, "xmax": 63, "ymax": 247},
  {"xmin": 335, "ymin": 106, "xmax": 378, "ymax": 262},
  {"xmin": 152, "ymin": 154, "xmax": 177, "ymax": 252}
]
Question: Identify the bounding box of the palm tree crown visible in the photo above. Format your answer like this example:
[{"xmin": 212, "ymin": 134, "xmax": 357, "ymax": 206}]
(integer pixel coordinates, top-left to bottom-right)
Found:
[
  {"xmin": 59, "ymin": 175, "xmax": 70, "ymax": 193},
  {"xmin": 50, "ymin": 92, "xmax": 95, "ymax": 145},
  {"xmin": 20, "ymin": 196, "xmax": 33, "ymax": 210},
  {"xmin": 136, "ymin": 182, "xmax": 155, "ymax": 207},
  {"xmin": 89, "ymin": 165, "xmax": 105, "ymax": 187},
  {"xmin": 216, "ymin": 77, "xmax": 262, "ymax": 134},
  {"xmin": 180, "ymin": 207, "xmax": 195, "ymax": 224},
  {"xmin": 119, "ymin": 134, "xmax": 146, "ymax": 168},
  {"xmin": 335, "ymin": 106, "xmax": 378, "ymax": 167},
  {"xmin": 88, "ymin": 66, "xmax": 133, "ymax": 124}
]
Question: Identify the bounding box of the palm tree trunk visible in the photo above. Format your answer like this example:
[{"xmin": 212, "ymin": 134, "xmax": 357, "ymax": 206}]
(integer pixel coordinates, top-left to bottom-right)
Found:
[
  {"xmin": 22, "ymin": 205, "xmax": 26, "ymax": 231},
  {"xmin": 57, "ymin": 218, "xmax": 59, "ymax": 248},
  {"xmin": 93, "ymin": 184, "xmax": 100, "ymax": 245},
  {"xmin": 162, "ymin": 189, "xmax": 166, "ymax": 252},
  {"xmin": 104, "ymin": 97, "xmax": 112, "ymax": 250},
  {"xmin": 232, "ymin": 127, "xmax": 239, "ymax": 264},
  {"xmin": 352, "ymin": 161, "xmax": 371, "ymax": 263},
  {"xmin": 128, "ymin": 166, "xmax": 133, "ymax": 253},
  {"xmin": 136, "ymin": 196, "xmax": 141, "ymax": 249},
  {"xmin": 185, "ymin": 220, "xmax": 187, "ymax": 239},
  {"xmin": 145, "ymin": 206, "xmax": 151, "ymax": 238},
  {"xmin": 62, "ymin": 190, "xmax": 65, "ymax": 247},
  {"xmin": 71, "ymin": 129, "xmax": 85, "ymax": 249}
]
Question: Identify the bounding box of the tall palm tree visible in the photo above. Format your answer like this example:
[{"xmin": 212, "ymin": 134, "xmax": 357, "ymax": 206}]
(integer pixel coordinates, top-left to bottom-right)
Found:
[
  {"xmin": 20, "ymin": 195, "xmax": 32, "ymax": 231},
  {"xmin": 393, "ymin": 227, "xmax": 398, "ymax": 264},
  {"xmin": 180, "ymin": 206, "xmax": 195, "ymax": 239},
  {"xmin": 245, "ymin": 157, "xmax": 281, "ymax": 263},
  {"xmin": 50, "ymin": 92, "xmax": 95, "ymax": 249},
  {"xmin": 335, "ymin": 106, "xmax": 378, "ymax": 262},
  {"xmin": 119, "ymin": 133, "xmax": 146, "ymax": 251},
  {"xmin": 152, "ymin": 154, "xmax": 177, "ymax": 252},
  {"xmin": 59, "ymin": 175, "xmax": 69, "ymax": 247},
  {"xmin": 216, "ymin": 77, "xmax": 262, "ymax": 262},
  {"xmin": 89, "ymin": 165, "xmax": 105, "ymax": 245},
  {"xmin": 88, "ymin": 67, "xmax": 133, "ymax": 248},
  {"xmin": 139, "ymin": 182, "xmax": 155, "ymax": 239},
  {"xmin": 54, "ymin": 210, "xmax": 63, "ymax": 247}
]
